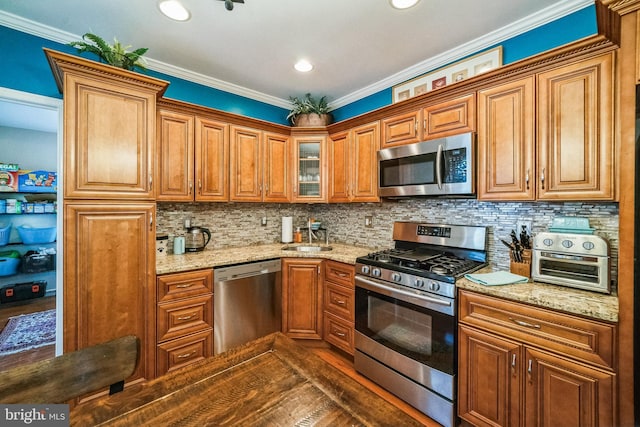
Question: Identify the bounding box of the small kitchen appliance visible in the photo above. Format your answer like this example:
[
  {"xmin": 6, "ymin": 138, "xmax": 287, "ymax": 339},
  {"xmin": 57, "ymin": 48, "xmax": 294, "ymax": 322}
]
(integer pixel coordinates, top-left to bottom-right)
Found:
[
  {"xmin": 532, "ymin": 231, "xmax": 610, "ymax": 293},
  {"xmin": 378, "ymin": 132, "xmax": 475, "ymax": 198},
  {"xmin": 354, "ymin": 221, "xmax": 487, "ymax": 427},
  {"xmin": 184, "ymin": 226, "xmax": 211, "ymax": 252}
]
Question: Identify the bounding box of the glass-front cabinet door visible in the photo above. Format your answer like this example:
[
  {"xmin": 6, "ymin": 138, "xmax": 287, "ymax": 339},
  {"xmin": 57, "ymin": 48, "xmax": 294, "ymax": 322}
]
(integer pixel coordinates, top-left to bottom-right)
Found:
[{"xmin": 292, "ymin": 135, "xmax": 327, "ymax": 202}]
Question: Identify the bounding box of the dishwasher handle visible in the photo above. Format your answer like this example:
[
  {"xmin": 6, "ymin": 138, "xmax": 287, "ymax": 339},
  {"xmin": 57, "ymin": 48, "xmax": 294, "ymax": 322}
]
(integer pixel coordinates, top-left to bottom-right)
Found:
[{"xmin": 214, "ymin": 259, "xmax": 281, "ymax": 282}]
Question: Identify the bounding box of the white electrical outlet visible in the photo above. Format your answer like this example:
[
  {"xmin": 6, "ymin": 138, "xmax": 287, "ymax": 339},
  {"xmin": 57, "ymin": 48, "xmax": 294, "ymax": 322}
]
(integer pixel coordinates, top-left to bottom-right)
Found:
[
  {"xmin": 365, "ymin": 216, "xmax": 373, "ymax": 228},
  {"xmin": 516, "ymin": 220, "xmax": 532, "ymax": 237}
]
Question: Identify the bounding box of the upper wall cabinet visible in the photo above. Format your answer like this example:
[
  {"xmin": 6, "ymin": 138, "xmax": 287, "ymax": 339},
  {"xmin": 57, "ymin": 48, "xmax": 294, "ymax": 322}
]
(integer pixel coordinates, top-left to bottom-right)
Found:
[
  {"xmin": 381, "ymin": 110, "xmax": 422, "ymax": 149},
  {"xmin": 291, "ymin": 133, "xmax": 328, "ymax": 203},
  {"xmin": 478, "ymin": 52, "xmax": 615, "ymax": 201},
  {"xmin": 156, "ymin": 108, "xmax": 229, "ymax": 202},
  {"xmin": 329, "ymin": 122, "xmax": 380, "ymax": 203},
  {"xmin": 45, "ymin": 49, "xmax": 169, "ymax": 200},
  {"xmin": 536, "ymin": 52, "xmax": 615, "ymax": 201},
  {"xmin": 229, "ymin": 126, "xmax": 290, "ymax": 202}
]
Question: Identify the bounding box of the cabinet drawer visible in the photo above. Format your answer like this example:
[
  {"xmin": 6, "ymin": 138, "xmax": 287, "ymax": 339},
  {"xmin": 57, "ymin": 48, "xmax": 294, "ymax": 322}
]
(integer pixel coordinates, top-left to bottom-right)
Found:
[
  {"xmin": 323, "ymin": 311, "xmax": 354, "ymax": 355},
  {"xmin": 459, "ymin": 290, "xmax": 616, "ymax": 369},
  {"xmin": 324, "ymin": 281, "xmax": 354, "ymax": 320},
  {"xmin": 157, "ymin": 329, "xmax": 213, "ymax": 376},
  {"xmin": 324, "ymin": 260, "xmax": 354, "ymax": 288},
  {"xmin": 157, "ymin": 269, "xmax": 213, "ymax": 302},
  {"xmin": 157, "ymin": 294, "xmax": 213, "ymax": 342}
]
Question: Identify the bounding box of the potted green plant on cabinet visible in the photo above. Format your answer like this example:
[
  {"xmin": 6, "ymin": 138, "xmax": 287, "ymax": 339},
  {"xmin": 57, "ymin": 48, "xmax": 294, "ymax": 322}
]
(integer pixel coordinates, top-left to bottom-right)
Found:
[
  {"xmin": 68, "ymin": 33, "xmax": 148, "ymax": 72},
  {"xmin": 287, "ymin": 93, "xmax": 332, "ymax": 127}
]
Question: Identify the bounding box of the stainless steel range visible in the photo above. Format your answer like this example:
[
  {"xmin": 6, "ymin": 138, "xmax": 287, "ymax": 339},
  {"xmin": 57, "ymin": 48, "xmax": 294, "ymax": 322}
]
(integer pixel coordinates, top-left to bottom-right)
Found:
[{"xmin": 354, "ymin": 222, "xmax": 487, "ymax": 427}]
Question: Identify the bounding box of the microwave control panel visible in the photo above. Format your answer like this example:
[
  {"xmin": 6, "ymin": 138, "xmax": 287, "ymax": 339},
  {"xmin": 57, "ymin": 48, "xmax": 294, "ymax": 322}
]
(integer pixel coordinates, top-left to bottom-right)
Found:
[{"xmin": 444, "ymin": 148, "xmax": 467, "ymax": 183}]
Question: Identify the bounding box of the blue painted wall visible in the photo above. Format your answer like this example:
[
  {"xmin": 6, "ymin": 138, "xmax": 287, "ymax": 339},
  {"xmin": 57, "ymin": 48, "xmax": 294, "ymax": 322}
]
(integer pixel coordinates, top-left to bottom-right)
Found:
[{"xmin": 1, "ymin": 5, "xmax": 597, "ymax": 125}]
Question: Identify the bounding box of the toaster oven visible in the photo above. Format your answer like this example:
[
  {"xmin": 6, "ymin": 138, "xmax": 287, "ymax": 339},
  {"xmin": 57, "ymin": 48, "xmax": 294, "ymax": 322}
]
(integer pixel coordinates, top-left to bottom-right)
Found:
[{"xmin": 531, "ymin": 232, "xmax": 610, "ymax": 294}]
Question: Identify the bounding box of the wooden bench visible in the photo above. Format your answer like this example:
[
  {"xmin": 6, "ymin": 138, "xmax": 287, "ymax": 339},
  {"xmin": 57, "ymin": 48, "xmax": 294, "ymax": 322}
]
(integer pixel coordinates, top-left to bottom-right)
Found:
[{"xmin": 0, "ymin": 335, "xmax": 138, "ymax": 403}]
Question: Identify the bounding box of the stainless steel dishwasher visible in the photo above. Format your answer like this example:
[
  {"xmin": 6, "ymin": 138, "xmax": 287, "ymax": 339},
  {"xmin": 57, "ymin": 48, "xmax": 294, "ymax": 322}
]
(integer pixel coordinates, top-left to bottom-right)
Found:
[{"xmin": 213, "ymin": 258, "xmax": 281, "ymax": 354}]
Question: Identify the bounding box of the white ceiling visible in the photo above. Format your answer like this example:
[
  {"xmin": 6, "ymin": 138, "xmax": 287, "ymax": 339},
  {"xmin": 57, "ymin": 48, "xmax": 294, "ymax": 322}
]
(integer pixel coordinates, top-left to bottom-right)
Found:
[{"xmin": 0, "ymin": 0, "xmax": 593, "ymax": 111}]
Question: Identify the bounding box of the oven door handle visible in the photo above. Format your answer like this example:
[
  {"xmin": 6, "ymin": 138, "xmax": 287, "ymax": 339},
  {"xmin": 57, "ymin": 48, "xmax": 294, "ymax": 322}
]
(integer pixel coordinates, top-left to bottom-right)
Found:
[{"xmin": 356, "ymin": 275, "xmax": 452, "ymax": 308}]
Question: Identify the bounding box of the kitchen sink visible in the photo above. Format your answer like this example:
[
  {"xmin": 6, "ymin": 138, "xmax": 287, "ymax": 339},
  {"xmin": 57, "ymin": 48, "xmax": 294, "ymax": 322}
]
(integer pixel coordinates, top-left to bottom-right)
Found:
[{"xmin": 281, "ymin": 245, "xmax": 333, "ymax": 252}]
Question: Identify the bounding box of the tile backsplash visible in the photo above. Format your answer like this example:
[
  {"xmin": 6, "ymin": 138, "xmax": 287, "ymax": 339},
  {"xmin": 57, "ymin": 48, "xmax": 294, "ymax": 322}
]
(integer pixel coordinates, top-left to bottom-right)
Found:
[{"xmin": 157, "ymin": 199, "xmax": 619, "ymax": 289}]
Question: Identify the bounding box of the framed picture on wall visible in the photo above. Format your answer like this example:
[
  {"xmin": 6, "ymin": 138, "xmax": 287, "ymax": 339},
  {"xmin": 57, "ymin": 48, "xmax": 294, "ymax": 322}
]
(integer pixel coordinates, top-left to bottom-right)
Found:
[{"xmin": 392, "ymin": 46, "xmax": 502, "ymax": 103}]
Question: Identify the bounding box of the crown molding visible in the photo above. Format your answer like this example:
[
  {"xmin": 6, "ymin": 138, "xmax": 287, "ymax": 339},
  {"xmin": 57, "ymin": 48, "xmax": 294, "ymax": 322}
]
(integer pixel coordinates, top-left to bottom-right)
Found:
[{"xmin": 1, "ymin": 0, "xmax": 594, "ymax": 111}]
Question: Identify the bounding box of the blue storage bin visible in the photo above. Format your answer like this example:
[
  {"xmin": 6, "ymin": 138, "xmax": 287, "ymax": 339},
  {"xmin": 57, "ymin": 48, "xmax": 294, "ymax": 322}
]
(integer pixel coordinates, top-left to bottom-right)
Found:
[
  {"xmin": 0, "ymin": 223, "xmax": 10, "ymax": 246},
  {"xmin": 16, "ymin": 225, "xmax": 56, "ymax": 244},
  {"xmin": 0, "ymin": 253, "xmax": 20, "ymax": 276}
]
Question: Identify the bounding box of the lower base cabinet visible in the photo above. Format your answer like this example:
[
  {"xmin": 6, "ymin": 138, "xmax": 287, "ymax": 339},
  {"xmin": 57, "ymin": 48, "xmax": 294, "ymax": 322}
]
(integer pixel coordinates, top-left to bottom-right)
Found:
[
  {"xmin": 322, "ymin": 260, "xmax": 355, "ymax": 354},
  {"xmin": 156, "ymin": 269, "xmax": 214, "ymax": 376},
  {"xmin": 458, "ymin": 290, "xmax": 616, "ymax": 427},
  {"xmin": 281, "ymin": 258, "xmax": 324, "ymax": 340}
]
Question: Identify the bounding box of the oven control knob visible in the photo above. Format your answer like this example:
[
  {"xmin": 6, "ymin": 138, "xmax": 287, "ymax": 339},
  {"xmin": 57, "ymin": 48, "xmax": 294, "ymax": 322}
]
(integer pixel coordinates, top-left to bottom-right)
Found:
[
  {"xmin": 361, "ymin": 265, "xmax": 370, "ymax": 274},
  {"xmin": 414, "ymin": 279, "xmax": 424, "ymax": 288},
  {"xmin": 583, "ymin": 241, "xmax": 595, "ymax": 251},
  {"xmin": 543, "ymin": 238, "xmax": 554, "ymax": 246},
  {"xmin": 392, "ymin": 273, "xmax": 402, "ymax": 283},
  {"xmin": 372, "ymin": 268, "xmax": 381, "ymax": 277},
  {"xmin": 429, "ymin": 282, "xmax": 440, "ymax": 292},
  {"xmin": 561, "ymin": 240, "xmax": 574, "ymax": 249}
]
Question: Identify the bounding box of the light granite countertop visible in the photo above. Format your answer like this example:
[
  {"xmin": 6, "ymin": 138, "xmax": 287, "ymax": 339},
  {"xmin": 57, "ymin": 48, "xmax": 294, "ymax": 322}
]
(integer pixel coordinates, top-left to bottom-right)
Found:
[{"xmin": 156, "ymin": 244, "xmax": 618, "ymax": 323}]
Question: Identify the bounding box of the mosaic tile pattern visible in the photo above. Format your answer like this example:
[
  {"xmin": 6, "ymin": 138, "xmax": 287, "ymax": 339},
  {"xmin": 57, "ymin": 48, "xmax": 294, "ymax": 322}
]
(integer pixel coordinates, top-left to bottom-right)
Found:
[{"xmin": 156, "ymin": 199, "xmax": 619, "ymax": 290}]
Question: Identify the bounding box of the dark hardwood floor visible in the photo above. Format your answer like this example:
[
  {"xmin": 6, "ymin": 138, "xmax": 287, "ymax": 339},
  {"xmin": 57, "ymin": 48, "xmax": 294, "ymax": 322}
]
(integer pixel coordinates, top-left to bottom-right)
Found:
[{"xmin": 0, "ymin": 296, "xmax": 56, "ymax": 370}]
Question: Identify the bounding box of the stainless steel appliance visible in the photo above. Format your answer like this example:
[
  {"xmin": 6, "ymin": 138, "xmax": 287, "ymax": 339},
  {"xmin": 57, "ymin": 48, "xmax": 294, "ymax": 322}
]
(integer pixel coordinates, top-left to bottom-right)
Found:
[
  {"xmin": 354, "ymin": 222, "xmax": 487, "ymax": 427},
  {"xmin": 378, "ymin": 132, "xmax": 475, "ymax": 198},
  {"xmin": 213, "ymin": 259, "xmax": 281, "ymax": 353},
  {"xmin": 185, "ymin": 226, "xmax": 211, "ymax": 252},
  {"xmin": 532, "ymin": 232, "xmax": 610, "ymax": 293}
]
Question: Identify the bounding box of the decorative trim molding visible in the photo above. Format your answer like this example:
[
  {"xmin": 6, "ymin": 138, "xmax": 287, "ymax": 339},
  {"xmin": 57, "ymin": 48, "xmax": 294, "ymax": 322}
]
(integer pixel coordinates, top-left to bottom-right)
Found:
[{"xmin": 0, "ymin": 0, "xmax": 594, "ymax": 110}]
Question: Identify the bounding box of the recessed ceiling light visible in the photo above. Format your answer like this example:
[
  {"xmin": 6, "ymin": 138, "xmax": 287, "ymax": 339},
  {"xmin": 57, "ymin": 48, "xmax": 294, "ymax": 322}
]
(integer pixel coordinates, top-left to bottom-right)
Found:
[
  {"xmin": 294, "ymin": 60, "xmax": 313, "ymax": 72},
  {"xmin": 389, "ymin": 0, "xmax": 420, "ymax": 9},
  {"xmin": 159, "ymin": 0, "xmax": 191, "ymax": 21}
]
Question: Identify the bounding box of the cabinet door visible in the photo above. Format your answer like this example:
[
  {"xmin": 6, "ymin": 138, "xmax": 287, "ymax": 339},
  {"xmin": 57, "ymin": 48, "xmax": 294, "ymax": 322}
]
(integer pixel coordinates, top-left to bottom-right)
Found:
[
  {"xmin": 291, "ymin": 135, "xmax": 327, "ymax": 202},
  {"xmin": 458, "ymin": 324, "xmax": 522, "ymax": 427},
  {"xmin": 281, "ymin": 258, "xmax": 323, "ymax": 340},
  {"xmin": 195, "ymin": 117, "xmax": 229, "ymax": 201},
  {"xmin": 64, "ymin": 202, "xmax": 156, "ymax": 388},
  {"xmin": 351, "ymin": 122, "xmax": 380, "ymax": 202},
  {"xmin": 381, "ymin": 110, "xmax": 422, "ymax": 148},
  {"xmin": 423, "ymin": 93, "xmax": 475, "ymax": 140},
  {"xmin": 537, "ymin": 53, "xmax": 615, "ymax": 200},
  {"xmin": 263, "ymin": 132, "xmax": 291, "ymax": 202},
  {"xmin": 63, "ymin": 74, "xmax": 156, "ymax": 199},
  {"xmin": 477, "ymin": 77, "xmax": 535, "ymax": 200},
  {"xmin": 230, "ymin": 126, "xmax": 262, "ymax": 201},
  {"xmin": 156, "ymin": 109, "xmax": 195, "ymax": 201},
  {"xmin": 524, "ymin": 347, "xmax": 616, "ymax": 427},
  {"xmin": 328, "ymin": 131, "xmax": 350, "ymax": 203}
]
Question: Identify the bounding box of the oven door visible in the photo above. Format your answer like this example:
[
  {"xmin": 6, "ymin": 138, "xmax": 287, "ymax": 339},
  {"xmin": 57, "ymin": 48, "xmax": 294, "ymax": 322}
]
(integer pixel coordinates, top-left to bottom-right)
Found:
[
  {"xmin": 378, "ymin": 132, "xmax": 474, "ymax": 197},
  {"xmin": 354, "ymin": 275, "xmax": 456, "ymax": 399}
]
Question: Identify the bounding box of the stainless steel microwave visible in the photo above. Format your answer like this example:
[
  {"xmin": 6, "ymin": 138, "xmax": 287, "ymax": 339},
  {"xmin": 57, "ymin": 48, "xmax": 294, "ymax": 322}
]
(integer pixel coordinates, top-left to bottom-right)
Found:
[{"xmin": 378, "ymin": 132, "xmax": 475, "ymax": 197}]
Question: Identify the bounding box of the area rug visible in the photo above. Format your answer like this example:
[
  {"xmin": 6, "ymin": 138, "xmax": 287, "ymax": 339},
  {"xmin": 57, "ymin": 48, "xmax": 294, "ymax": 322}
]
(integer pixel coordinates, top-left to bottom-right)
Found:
[{"xmin": 0, "ymin": 309, "xmax": 55, "ymax": 356}]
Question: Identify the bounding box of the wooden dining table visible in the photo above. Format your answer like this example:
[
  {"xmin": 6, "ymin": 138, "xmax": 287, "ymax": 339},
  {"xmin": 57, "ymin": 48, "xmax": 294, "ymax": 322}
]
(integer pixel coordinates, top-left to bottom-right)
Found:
[{"xmin": 70, "ymin": 332, "xmax": 425, "ymax": 426}]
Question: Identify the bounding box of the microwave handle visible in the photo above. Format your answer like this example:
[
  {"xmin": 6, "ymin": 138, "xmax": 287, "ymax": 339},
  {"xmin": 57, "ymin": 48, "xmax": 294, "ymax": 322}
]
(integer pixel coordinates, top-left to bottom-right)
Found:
[{"xmin": 435, "ymin": 144, "xmax": 444, "ymax": 190}]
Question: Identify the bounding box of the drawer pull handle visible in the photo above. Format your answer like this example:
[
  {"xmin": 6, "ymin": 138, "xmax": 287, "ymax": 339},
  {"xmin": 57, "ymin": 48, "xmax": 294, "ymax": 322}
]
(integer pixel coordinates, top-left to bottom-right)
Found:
[
  {"xmin": 509, "ymin": 317, "xmax": 541, "ymax": 329},
  {"xmin": 177, "ymin": 351, "xmax": 196, "ymax": 359},
  {"xmin": 177, "ymin": 314, "xmax": 196, "ymax": 321},
  {"xmin": 176, "ymin": 283, "xmax": 194, "ymax": 288},
  {"xmin": 333, "ymin": 330, "xmax": 346, "ymax": 337},
  {"xmin": 333, "ymin": 298, "xmax": 346, "ymax": 305},
  {"xmin": 333, "ymin": 270, "xmax": 349, "ymax": 277}
]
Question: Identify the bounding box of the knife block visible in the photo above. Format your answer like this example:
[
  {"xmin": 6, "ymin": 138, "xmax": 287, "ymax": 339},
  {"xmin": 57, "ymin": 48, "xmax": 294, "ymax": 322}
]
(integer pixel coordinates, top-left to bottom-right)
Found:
[{"xmin": 510, "ymin": 249, "xmax": 532, "ymax": 278}]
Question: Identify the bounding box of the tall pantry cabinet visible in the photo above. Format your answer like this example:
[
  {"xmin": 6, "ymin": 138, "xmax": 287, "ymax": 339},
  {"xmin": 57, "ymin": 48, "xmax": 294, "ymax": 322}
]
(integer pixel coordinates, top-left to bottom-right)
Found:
[{"xmin": 44, "ymin": 49, "xmax": 169, "ymax": 397}]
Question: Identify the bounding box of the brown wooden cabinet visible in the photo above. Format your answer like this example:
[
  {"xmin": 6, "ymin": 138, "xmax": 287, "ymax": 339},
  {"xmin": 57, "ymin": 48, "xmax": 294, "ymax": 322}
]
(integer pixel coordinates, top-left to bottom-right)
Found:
[
  {"xmin": 458, "ymin": 290, "xmax": 617, "ymax": 427},
  {"xmin": 322, "ymin": 260, "xmax": 355, "ymax": 354},
  {"xmin": 45, "ymin": 50, "xmax": 167, "ymax": 200},
  {"xmin": 64, "ymin": 202, "xmax": 157, "ymax": 392},
  {"xmin": 156, "ymin": 107, "xmax": 229, "ymax": 202},
  {"xmin": 229, "ymin": 125, "xmax": 290, "ymax": 202},
  {"xmin": 291, "ymin": 133, "xmax": 327, "ymax": 203},
  {"xmin": 281, "ymin": 258, "xmax": 323, "ymax": 340},
  {"xmin": 537, "ymin": 52, "xmax": 615, "ymax": 200},
  {"xmin": 156, "ymin": 269, "xmax": 214, "ymax": 376},
  {"xmin": 328, "ymin": 122, "xmax": 379, "ymax": 203},
  {"xmin": 422, "ymin": 93, "xmax": 475, "ymax": 140},
  {"xmin": 477, "ymin": 76, "xmax": 536, "ymax": 200},
  {"xmin": 381, "ymin": 109, "xmax": 422, "ymax": 148}
]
